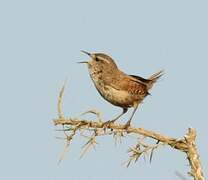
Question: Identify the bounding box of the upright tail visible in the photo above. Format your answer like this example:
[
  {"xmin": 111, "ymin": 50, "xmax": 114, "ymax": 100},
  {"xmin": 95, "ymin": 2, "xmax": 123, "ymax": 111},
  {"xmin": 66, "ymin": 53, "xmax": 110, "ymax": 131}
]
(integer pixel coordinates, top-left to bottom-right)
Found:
[{"xmin": 147, "ymin": 70, "xmax": 164, "ymax": 90}]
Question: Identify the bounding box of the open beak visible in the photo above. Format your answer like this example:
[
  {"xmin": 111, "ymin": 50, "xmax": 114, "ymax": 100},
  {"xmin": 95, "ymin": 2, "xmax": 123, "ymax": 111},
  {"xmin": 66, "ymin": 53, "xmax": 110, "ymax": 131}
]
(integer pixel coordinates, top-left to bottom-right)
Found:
[{"xmin": 77, "ymin": 50, "xmax": 92, "ymax": 64}]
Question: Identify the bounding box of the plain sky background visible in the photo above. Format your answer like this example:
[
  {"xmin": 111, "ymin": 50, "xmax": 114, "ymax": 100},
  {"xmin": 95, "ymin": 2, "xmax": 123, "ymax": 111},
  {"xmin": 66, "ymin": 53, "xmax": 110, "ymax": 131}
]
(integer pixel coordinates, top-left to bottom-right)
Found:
[{"xmin": 0, "ymin": 0, "xmax": 207, "ymax": 179}]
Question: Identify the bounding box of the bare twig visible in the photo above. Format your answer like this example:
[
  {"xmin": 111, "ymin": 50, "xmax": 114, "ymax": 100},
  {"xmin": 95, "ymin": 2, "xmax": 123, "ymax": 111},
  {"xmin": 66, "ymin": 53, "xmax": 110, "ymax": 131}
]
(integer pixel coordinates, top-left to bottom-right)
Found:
[
  {"xmin": 57, "ymin": 79, "xmax": 67, "ymax": 119},
  {"xmin": 80, "ymin": 109, "xmax": 102, "ymax": 123},
  {"xmin": 185, "ymin": 128, "xmax": 204, "ymax": 180},
  {"xmin": 58, "ymin": 126, "xmax": 77, "ymax": 164},
  {"xmin": 80, "ymin": 133, "xmax": 98, "ymax": 158}
]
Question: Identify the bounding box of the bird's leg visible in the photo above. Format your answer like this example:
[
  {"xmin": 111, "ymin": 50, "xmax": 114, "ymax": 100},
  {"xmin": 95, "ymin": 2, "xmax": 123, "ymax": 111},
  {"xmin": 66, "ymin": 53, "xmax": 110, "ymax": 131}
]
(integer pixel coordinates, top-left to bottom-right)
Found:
[
  {"xmin": 124, "ymin": 103, "xmax": 139, "ymax": 129},
  {"xmin": 111, "ymin": 108, "xmax": 128, "ymax": 122},
  {"xmin": 102, "ymin": 108, "xmax": 128, "ymax": 127}
]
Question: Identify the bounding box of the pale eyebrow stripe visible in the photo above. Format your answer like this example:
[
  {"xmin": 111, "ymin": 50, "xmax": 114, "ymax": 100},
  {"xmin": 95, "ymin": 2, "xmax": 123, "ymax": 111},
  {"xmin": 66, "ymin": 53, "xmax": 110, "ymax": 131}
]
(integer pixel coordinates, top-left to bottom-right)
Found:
[{"xmin": 98, "ymin": 56, "xmax": 110, "ymax": 63}]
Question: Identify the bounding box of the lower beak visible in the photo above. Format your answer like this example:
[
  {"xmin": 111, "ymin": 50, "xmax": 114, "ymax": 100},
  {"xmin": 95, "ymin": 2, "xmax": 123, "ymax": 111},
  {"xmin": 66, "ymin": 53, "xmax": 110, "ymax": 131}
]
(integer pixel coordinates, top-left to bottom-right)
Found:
[{"xmin": 77, "ymin": 61, "xmax": 88, "ymax": 64}]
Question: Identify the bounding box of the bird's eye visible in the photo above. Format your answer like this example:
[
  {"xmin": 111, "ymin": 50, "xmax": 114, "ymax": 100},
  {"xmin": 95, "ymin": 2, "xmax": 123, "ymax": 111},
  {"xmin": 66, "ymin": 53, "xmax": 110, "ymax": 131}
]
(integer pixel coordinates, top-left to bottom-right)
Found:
[{"xmin": 95, "ymin": 57, "xmax": 99, "ymax": 62}]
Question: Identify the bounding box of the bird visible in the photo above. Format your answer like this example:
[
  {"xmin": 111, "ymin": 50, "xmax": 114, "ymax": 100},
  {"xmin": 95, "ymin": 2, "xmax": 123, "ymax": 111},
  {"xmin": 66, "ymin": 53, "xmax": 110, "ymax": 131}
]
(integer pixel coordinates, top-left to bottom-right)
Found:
[{"xmin": 78, "ymin": 50, "xmax": 163, "ymax": 128}]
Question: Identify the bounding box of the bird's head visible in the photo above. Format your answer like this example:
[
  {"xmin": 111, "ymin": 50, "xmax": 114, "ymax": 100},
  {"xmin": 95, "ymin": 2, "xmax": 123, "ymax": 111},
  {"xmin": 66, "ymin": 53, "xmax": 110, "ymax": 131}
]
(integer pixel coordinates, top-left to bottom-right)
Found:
[{"xmin": 78, "ymin": 51, "xmax": 118, "ymax": 71}]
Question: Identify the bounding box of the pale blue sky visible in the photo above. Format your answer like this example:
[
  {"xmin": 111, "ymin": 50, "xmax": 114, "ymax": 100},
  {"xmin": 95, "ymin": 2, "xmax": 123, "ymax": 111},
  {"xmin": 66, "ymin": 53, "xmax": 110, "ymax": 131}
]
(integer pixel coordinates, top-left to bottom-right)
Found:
[{"xmin": 0, "ymin": 0, "xmax": 207, "ymax": 179}]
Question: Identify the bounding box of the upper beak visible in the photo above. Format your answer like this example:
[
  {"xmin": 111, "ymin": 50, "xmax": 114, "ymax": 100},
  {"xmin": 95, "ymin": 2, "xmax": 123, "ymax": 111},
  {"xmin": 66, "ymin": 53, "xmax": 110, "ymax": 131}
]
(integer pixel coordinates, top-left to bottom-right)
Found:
[{"xmin": 81, "ymin": 50, "xmax": 92, "ymax": 57}]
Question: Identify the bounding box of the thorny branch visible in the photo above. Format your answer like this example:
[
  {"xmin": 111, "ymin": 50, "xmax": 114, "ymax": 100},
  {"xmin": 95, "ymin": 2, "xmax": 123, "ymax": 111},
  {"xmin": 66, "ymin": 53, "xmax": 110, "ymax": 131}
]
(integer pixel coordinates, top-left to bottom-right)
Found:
[{"xmin": 53, "ymin": 83, "xmax": 204, "ymax": 180}]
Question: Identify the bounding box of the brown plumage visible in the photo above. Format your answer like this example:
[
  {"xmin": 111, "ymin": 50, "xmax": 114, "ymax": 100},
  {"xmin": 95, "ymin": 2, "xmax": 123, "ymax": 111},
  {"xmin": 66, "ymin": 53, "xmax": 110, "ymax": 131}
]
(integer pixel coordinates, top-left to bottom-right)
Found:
[{"xmin": 79, "ymin": 51, "xmax": 163, "ymax": 127}]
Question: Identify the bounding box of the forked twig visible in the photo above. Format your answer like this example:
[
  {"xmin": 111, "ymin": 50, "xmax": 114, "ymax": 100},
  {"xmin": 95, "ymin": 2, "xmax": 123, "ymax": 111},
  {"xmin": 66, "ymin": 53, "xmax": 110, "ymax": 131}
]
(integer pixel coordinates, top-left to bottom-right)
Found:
[{"xmin": 80, "ymin": 134, "xmax": 98, "ymax": 159}]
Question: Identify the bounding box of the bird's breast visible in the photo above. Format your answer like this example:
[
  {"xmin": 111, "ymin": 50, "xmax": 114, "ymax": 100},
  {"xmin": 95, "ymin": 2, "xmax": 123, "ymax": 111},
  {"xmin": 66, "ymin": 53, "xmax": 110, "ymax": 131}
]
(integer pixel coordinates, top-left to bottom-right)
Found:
[{"xmin": 93, "ymin": 81, "xmax": 140, "ymax": 108}]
